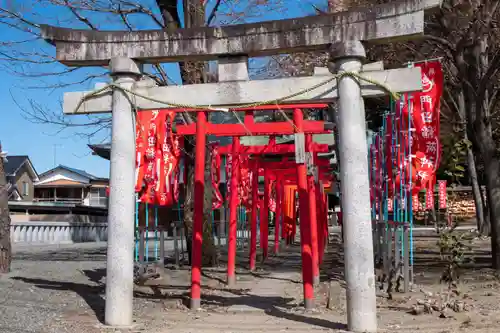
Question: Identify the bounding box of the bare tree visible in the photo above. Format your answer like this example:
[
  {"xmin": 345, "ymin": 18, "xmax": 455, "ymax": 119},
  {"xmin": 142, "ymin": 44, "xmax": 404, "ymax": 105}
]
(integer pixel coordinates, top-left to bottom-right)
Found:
[
  {"xmin": 0, "ymin": 0, "xmax": 299, "ymax": 267},
  {"xmin": 0, "ymin": 142, "xmax": 11, "ymax": 273}
]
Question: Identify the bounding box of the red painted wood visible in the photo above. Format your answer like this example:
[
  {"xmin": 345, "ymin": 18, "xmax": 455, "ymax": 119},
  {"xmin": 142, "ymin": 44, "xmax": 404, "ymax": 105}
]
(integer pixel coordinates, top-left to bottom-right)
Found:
[
  {"xmin": 307, "ymin": 136, "xmax": 319, "ymax": 284},
  {"xmin": 249, "ymin": 161, "xmax": 259, "ymax": 271},
  {"xmin": 190, "ymin": 111, "xmax": 207, "ymax": 307},
  {"xmin": 262, "ymin": 170, "xmax": 270, "ymax": 261},
  {"xmin": 294, "ymin": 108, "xmax": 314, "ymax": 308},
  {"xmin": 217, "ymin": 142, "xmax": 331, "ymax": 155},
  {"xmin": 175, "ymin": 120, "xmax": 330, "ymax": 136},
  {"xmin": 274, "ymin": 176, "xmax": 283, "ymax": 255},
  {"xmin": 227, "ymin": 137, "xmax": 240, "ymax": 286}
]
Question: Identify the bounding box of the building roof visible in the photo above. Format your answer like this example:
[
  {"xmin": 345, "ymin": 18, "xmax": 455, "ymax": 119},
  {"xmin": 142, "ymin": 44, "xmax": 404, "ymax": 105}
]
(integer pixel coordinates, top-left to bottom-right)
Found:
[
  {"xmin": 88, "ymin": 144, "xmax": 111, "ymax": 160},
  {"xmin": 4, "ymin": 155, "xmax": 39, "ymax": 181},
  {"xmin": 39, "ymin": 165, "xmax": 108, "ymax": 182},
  {"xmin": 5, "ymin": 155, "xmax": 29, "ymax": 175}
]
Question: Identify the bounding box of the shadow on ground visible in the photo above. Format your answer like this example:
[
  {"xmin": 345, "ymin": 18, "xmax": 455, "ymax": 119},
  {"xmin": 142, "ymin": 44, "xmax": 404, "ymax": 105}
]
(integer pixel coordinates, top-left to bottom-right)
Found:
[
  {"xmin": 13, "ymin": 246, "xmax": 107, "ymax": 262},
  {"xmin": 133, "ymin": 286, "xmax": 347, "ymax": 331},
  {"xmin": 11, "ymin": 234, "xmax": 493, "ymax": 331},
  {"xmin": 12, "ymin": 268, "xmax": 346, "ymax": 331},
  {"xmin": 12, "ymin": 268, "xmax": 107, "ymax": 323}
]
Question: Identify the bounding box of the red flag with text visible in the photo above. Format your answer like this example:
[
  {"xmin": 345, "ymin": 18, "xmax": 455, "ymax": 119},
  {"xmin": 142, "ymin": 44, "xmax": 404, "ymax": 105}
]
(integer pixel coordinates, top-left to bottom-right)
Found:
[{"xmin": 395, "ymin": 61, "xmax": 443, "ymax": 195}]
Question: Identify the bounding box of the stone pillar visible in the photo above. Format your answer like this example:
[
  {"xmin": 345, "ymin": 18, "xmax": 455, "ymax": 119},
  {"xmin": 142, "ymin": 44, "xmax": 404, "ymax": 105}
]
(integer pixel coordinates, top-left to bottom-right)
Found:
[
  {"xmin": 330, "ymin": 41, "xmax": 377, "ymax": 333},
  {"xmin": 105, "ymin": 57, "xmax": 142, "ymax": 327}
]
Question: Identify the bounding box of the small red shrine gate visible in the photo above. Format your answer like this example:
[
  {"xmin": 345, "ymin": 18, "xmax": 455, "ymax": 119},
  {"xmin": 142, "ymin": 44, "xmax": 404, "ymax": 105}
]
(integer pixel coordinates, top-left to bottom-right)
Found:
[{"xmin": 134, "ymin": 103, "xmax": 335, "ymax": 310}]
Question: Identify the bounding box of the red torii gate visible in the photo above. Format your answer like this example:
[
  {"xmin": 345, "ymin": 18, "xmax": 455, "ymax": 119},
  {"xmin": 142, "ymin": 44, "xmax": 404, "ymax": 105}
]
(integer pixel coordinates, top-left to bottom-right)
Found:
[
  {"xmin": 254, "ymin": 156, "xmax": 333, "ymax": 283},
  {"xmin": 217, "ymin": 141, "xmax": 333, "ymax": 277},
  {"xmin": 172, "ymin": 103, "xmax": 332, "ymax": 310}
]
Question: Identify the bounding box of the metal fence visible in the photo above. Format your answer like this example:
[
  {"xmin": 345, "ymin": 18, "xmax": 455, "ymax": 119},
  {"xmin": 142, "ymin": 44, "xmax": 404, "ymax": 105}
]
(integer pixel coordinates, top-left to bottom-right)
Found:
[{"xmin": 133, "ymin": 203, "xmax": 258, "ymax": 265}]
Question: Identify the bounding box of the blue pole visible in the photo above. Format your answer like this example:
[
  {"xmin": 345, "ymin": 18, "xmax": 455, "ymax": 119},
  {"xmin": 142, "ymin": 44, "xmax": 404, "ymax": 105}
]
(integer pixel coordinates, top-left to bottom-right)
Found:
[
  {"xmin": 369, "ymin": 135, "xmax": 375, "ymax": 221},
  {"xmin": 154, "ymin": 205, "xmax": 159, "ymax": 260},
  {"xmin": 407, "ymin": 62, "xmax": 415, "ymax": 269},
  {"xmin": 135, "ymin": 194, "xmax": 139, "ymax": 262},
  {"xmin": 381, "ymin": 115, "xmax": 387, "ymax": 222},
  {"xmin": 145, "ymin": 202, "xmax": 149, "ymax": 262}
]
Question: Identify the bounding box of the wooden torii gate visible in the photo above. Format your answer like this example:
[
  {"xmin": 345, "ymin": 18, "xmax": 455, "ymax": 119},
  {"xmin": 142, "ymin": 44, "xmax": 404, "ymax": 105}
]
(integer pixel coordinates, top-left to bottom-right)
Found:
[{"xmin": 40, "ymin": 1, "xmax": 442, "ymax": 331}]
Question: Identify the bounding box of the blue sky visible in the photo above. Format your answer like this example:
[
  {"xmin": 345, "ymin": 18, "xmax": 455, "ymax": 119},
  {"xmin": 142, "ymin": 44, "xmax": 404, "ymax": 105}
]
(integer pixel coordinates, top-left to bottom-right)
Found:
[{"xmin": 0, "ymin": 0, "xmax": 324, "ymax": 178}]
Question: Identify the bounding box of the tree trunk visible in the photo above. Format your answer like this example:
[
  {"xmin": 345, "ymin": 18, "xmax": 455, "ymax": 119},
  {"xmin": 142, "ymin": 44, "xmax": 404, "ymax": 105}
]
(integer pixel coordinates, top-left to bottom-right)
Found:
[
  {"xmin": 467, "ymin": 145, "xmax": 489, "ymax": 234},
  {"xmin": 0, "ymin": 150, "xmax": 12, "ymax": 274},
  {"xmin": 482, "ymin": 153, "xmax": 500, "ymax": 269},
  {"xmin": 456, "ymin": 86, "xmax": 488, "ymax": 234},
  {"xmin": 156, "ymin": 0, "xmax": 217, "ymax": 267},
  {"xmin": 182, "ymin": 139, "xmax": 218, "ymax": 267}
]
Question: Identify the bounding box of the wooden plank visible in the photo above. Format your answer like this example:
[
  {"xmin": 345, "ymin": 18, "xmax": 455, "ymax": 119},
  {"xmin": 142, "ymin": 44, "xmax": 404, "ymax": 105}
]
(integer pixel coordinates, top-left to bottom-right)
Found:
[
  {"xmin": 175, "ymin": 120, "xmax": 329, "ymax": 136},
  {"xmin": 63, "ymin": 67, "xmax": 422, "ymax": 114}
]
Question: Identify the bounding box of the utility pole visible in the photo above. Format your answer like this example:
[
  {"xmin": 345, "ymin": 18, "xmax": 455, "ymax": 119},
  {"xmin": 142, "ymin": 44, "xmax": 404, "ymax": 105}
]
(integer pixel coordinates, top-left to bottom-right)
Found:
[{"xmin": 53, "ymin": 144, "xmax": 63, "ymax": 167}]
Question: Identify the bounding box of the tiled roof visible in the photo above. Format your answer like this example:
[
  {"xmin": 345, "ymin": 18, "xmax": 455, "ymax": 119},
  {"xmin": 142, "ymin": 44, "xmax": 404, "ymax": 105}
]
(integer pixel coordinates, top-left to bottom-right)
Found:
[{"xmin": 4, "ymin": 155, "xmax": 30, "ymax": 176}]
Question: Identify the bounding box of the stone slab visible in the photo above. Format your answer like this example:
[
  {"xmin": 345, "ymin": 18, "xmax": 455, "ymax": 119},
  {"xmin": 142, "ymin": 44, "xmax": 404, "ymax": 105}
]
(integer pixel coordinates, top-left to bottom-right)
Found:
[
  {"xmin": 63, "ymin": 67, "xmax": 422, "ymax": 114},
  {"xmin": 40, "ymin": 0, "xmax": 442, "ymax": 66}
]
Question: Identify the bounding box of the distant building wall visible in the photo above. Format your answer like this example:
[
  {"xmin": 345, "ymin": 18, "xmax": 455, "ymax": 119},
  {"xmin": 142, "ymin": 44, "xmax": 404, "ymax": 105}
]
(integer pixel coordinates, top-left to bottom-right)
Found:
[{"xmin": 14, "ymin": 164, "xmax": 34, "ymax": 202}]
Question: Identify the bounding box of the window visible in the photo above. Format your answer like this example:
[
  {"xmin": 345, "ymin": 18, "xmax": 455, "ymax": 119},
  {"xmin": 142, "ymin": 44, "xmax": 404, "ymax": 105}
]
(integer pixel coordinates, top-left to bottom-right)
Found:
[
  {"xmin": 89, "ymin": 187, "xmax": 108, "ymax": 207},
  {"xmin": 22, "ymin": 182, "xmax": 29, "ymax": 197}
]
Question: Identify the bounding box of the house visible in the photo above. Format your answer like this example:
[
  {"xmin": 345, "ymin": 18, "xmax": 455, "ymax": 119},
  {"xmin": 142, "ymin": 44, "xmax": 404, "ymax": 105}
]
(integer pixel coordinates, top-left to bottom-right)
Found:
[
  {"xmin": 4, "ymin": 155, "xmax": 39, "ymax": 201},
  {"xmin": 34, "ymin": 165, "xmax": 109, "ymax": 207}
]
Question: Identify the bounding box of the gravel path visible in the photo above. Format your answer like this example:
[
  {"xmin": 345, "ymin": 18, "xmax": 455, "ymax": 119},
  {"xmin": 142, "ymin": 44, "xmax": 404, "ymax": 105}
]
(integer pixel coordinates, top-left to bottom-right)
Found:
[
  {"xmin": 0, "ymin": 242, "xmax": 344, "ymax": 333},
  {"xmin": 1, "ymin": 237, "xmax": 499, "ymax": 333}
]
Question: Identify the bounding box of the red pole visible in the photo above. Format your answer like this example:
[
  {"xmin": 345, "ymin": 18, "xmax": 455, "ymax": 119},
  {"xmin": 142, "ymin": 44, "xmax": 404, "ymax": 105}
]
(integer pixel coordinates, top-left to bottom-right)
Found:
[
  {"xmin": 291, "ymin": 189, "xmax": 297, "ymax": 242},
  {"xmin": 307, "ymin": 174, "xmax": 320, "ymax": 285},
  {"xmin": 274, "ymin": 177, "xmax": 282, "ymax": 254},
  {"xmin": 322, "ymin": 190, "xmax": 329, "ymax": 260},
  {"xmin": 306, "ymin": 142, "xmax": 319, "ymax": 285},
  {"xmin": 262, "ymin": 170, "xmax": 270, "ymax": 260},
  {"xmin": 227, "ymin": 137, "xmax": 240, "ymax": 287},
  {"xmin": 281, "ymin": 186, "xmax": 287, "ymax": 240},
  {"xmin": 316, "ymin": 181, "xmax": 326, "ymax": 265},
  {"xmin": 293, "ymin": 108, "xmax": 314, "ymax": 310},
  {"xmin": 249, "ymin": 161, "xmax": 259, "ymax": 271},
  {"xmin": 190, "ymin": 111, "xmax": 207, "ymax": 310},
  {"xmin": 259, "ymin": 197, "xmax": 264, "ymax": 247}
]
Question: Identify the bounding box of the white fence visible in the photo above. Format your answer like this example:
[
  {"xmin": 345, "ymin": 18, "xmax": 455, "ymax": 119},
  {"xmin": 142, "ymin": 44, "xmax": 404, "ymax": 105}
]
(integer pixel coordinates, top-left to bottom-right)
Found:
[{"xmin": 10, "ymin": 221, "xmax": 108, "ymax": 244}]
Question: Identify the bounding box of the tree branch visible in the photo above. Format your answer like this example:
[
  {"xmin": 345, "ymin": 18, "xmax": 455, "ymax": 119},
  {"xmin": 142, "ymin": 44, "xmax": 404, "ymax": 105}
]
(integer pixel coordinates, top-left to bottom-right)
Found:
[{"xmin": 64, "ymin": 0, "xmax": 98, "ymax": 30}]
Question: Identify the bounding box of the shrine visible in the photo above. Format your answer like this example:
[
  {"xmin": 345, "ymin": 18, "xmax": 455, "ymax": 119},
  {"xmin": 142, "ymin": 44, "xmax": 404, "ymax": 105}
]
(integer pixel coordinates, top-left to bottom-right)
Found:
[{"xmin": 40, "ymin": 1, "xmax": 443, "ymax": 332}]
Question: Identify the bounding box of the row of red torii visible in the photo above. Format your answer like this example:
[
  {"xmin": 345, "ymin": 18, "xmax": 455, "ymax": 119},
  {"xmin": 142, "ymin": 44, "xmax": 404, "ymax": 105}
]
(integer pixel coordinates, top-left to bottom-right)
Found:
[{"xmin": 136, "ymin": 103, "xmax": 335, "ymax": 310}]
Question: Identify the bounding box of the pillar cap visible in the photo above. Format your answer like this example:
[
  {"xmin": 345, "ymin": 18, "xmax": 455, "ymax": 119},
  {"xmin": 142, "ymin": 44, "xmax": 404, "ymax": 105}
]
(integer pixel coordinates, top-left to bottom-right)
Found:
[
  {"xmin": 329, "ymin": 41, "xmax": 366, "ymax": 62},
  {"xmin": 109, "ymin": 57, "xmax": 142, "ymax": 77}
]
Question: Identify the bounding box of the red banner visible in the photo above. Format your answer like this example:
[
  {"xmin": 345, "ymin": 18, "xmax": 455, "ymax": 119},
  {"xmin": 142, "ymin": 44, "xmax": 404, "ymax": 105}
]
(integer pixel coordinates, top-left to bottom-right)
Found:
[
  {"xmin": 396, "ymin": 61, "xmax": 443, "ymax": 195},
  {"xmin": 269, "ymin": 180, "xmax": 277, "ymax": 213},
  {"xmin": 225, "ymin": 153, "xmax": 252, "ymax": 210},
  {"xmin": 135, "ymin": 109, "xmax": 180, "ymax": 205},
  {"xmin": 438, "ymin": 180, "xmax": 447, "ymax": 209},
  {"xmin": 412, "ymin": 194, "xmax": 420, "ymax": 212},
  {"xmin": 239, "ymin": 157, "xmax": 251, "ymax": 210},
  {"xmin": 426, "ymin": 185, "xmax": 435, "ymax": 210},
  {"xmin": 376, "ymin": 134, "xmax": 383, "ymax": 213},
  {"xmin": 210, "ymin": 144, "xmax": 223, "ymax": 210},
  {"xmin": 385, "ymin": 115, "xmax": 393, "ymax": 190}
]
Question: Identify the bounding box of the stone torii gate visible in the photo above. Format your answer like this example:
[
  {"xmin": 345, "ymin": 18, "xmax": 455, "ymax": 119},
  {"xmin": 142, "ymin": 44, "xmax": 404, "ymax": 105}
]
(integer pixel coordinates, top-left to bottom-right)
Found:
[{"xmin": 41, "ymin": 1, "xmax": 441, "ymax": 332}]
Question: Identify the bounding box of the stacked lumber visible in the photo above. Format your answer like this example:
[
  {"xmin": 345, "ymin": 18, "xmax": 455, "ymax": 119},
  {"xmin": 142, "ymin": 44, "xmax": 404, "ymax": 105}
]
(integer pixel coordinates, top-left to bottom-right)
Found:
[{"xmin": 448, "ymin": 192, "xmax": 476, "ymax": 219}]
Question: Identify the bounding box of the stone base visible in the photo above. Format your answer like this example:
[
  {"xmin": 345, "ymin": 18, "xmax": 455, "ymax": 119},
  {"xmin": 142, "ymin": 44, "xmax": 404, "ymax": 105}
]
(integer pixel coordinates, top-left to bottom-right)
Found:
[
  {"xmin": 304, "ymin": 298, "xmax": 314, "ymax": 310},
  {"xmin": 190, "ymin": 298, "xmax": 201, "ymax": 310}
]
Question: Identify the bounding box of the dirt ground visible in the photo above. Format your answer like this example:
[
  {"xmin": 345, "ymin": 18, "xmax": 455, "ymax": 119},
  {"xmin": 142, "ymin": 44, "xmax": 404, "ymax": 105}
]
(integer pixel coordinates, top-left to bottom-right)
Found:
[{"xmin": 1, "ymin": 232, "xmax": 500, "ymax": 333}]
